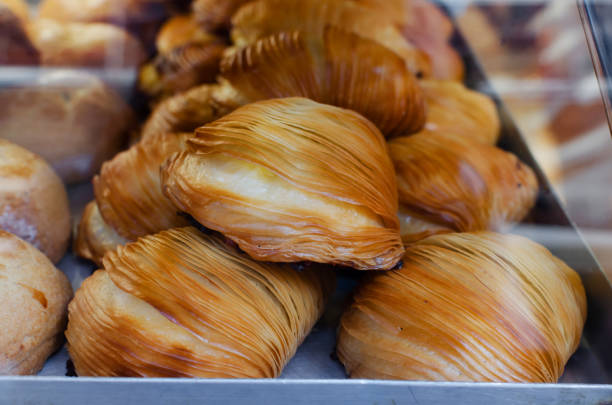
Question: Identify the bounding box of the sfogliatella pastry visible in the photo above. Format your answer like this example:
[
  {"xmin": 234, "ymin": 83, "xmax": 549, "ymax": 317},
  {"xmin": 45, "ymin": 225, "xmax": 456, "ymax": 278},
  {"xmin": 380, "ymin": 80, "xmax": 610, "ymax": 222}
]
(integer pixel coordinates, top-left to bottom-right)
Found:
[
  {"xmin": 67, "ymin": 227, "xmax": 334, "ymax": 377},
  {"xmin": 139, "ymin": 16, "xmax": 226, "ymax": 101},
  {"xmin": 74, "ymin": 201, "xmax": 128, "ymax": 267},
  {"xmin": 0, "ymin": 140, "xmax": 70, "ymax": 264},
  {"xmin": 192, "ymin": 0, "xmax": 251, "ymax": 31},
  {"xmin": 0, "ymin": 71, "xmax": 133, "ymax": 183},
  {"xmin": 27, "ymin": 19, "xmax": 147, "ymax": 67},
  {"xmin": 162, "ymin": 98, "xmax": 403, "ymax": 270},
  {"xmin": 231, "ymin": 0, "xmax": 431, "ymax": 77},
  {"xmin": 389, "ymin": 133, "xmax": 538, "ymax": 244},
  {"xmin": 337, "ymin": 232, "xmax": 587, "ymax": 382},
  {"xmin": 0, "ymin": 231, "xmax": 73, "ymax": 375},
  {"xmin": 94, "ymin": 132, "xmax": 190, "ymax": 240},
  {"xmin": 419, "ymin": 79, "xmax": 500, "ymax": 144},
  {"xmin": 142, "ymin": 27, "xmax": 425, "ymax": 139},
  {"xmin": 0, "ymin": 4, "xmax": 39, "ymax": 65}
]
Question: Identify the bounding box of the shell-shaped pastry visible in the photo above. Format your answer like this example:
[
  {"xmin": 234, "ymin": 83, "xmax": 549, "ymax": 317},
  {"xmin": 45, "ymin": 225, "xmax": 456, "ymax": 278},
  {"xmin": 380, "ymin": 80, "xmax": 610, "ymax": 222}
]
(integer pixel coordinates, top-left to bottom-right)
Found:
[
  {"xmin": 221, "ymin": 27, "xmax": 425, "ymax": 136},
  {"xmin": 231, "ymin": 0, "xmax": 431, "ymax": 77},
  {"xmin": 337, "ymin": 232, "xmax": 587, "ymax": 382},
  {"xmin": 192, "ymin": 0, "xmax": 251, "ymax": 31},
  {"xmin": 420, "ymin": 80, "xmax": 500, "ymax": 144},
  {"xmin": 94, "ymin": 132, "xmax": 190, "ymax": 241},
  {"xmin": 27, "ymin": 19, "xmax": 147, "ymax": 67},
  {"xmin": 141, "ymin": 82, "xmax": 247, "ymax": 140},
  {"xmin": 161, "ymin": 98, "xmax": 403, "ymax": 270},
  {"xmin": 155, "ymin": 14, "xmax": 217, "ymax": 55},
  {"xmin": 0, "ymin": 4, "xmax": 39, "ymax": 65},
  {"xmin": 389, "ymin": 134, "xmax": 537, "ymax": 244},
  {"xmin": 67, "ymin": 227, "xmax": 334, "ymax": 377},
  {"xmin": 139, "ymin": 40, "xmax": 226, "ymax": 100},
  {"xmin": 74, "ymin": 201, "xmax": 128, "ymax": 267}
]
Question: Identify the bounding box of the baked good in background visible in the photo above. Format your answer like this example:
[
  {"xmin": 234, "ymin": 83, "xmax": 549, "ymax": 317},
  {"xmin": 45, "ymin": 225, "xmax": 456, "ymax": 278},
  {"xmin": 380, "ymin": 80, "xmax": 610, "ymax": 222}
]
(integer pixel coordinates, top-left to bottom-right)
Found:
[
  {"xmin": 142, "ymin": 26, "xmax": 426, "ymax": 139},
  {"xmin": 74, "ymin": 201, "xmax": 128, "ymax": 267},
  {"xmin": 390, "ymin": 133, "xmax": 537, "ymax": 244},
  {"xmin": 0, "ymin": 71, "xmax": 133, "ymax": 184},
  {"xmin": 192, "ymin": 0, "xmax": 250, "ymax": 32},
  {"xmin": 337, "ymin": 232, "xmax": 586, "ymax": 382},
  {"xmin": 74, "ymin": 132, "xmax": 190, "ymax": 265},
  {"xmin": 37, "ymin": 0, "xmax": 171, "ymax": 51},
  {"xmin": 67, "ymin": 227, "xmax": 334, "ymax": 377},
  {"xmin": 0, "ymin": 0, "xmax": 28, "ymax": 22},
  {"xmin": 0, "ymin": 231, "xmax": 73, "ymax": 375},
  {"xmin": 27, "ymin": 19, "xmax": 147, "ymax": 67},
  {"xmin": 139, "ymin": 15, "xmax": 226, "ymax": 101},
  {"xmin": 0, "ymin": 3, "xmax": 39, "ymax": 65},
  {"xmin": 162, "ymin": 98, "xmax": 403, "ymax": 270},
  {"xmin": 0, "ymin": 140, "xmax": 70, "ymax": 264}
]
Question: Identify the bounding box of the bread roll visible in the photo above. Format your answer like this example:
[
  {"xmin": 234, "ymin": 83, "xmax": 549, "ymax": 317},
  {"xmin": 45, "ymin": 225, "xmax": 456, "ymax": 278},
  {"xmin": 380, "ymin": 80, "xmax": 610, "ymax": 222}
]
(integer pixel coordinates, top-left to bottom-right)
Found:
[
  {"xmin": 337, "ymin": 232, "xmax": 586, "ymax": 382},
  {"xmin": 0, "ymin": 71, "xmax": 133, "ymax": 184},
  {"xmin": 0, "ymin": 140, "xmax": 70, "ymax": 263},
  {"xmin": 0, "ymin": 231, "xmax": 73, "ymax": 375},
  {"xmin": 27, "ymin": 19, "xmax": 146, "ymax": 67},
  {"xmin": 67, "ymin": 227, "xmax": 334, "ymax": 377},
  {"xmin": 0, "ymin": 4, "xmax": 39, "ymax": 65}
]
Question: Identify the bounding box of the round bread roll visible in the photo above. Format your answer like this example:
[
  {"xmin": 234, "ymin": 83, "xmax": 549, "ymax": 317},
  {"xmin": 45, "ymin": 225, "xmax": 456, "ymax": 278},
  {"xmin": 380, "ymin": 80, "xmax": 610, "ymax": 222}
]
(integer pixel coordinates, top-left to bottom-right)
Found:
[
  {"xmin": 0, "ymin": 140, "xmax": 71, "ymax": 263},
  {"xmin": 0, "ymin": 231, "xmax": 73, "ymax": 375},
  {"xmin": 0, "ymin": 71, "xmax": 133, "ymax": 184},
  {"xmin": 27, "ymin": 19, "xmax": 147, "ymax": 67}
]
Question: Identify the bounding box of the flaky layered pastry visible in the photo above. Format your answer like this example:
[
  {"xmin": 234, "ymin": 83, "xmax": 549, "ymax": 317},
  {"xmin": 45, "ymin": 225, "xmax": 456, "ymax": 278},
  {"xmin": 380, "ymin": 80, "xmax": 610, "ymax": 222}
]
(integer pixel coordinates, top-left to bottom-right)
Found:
[
  {"xmin": 389, "ymin": 133, "xmax": 537, "ymax": 244},
  {"xmin": 67, "ymin": 227, "xmax": 334, "ymax": 377},
  {"xmin": 192, "ymin": 0, "xmax": 251, "ymax": 31},
  {"xmin": 141, "ymin": 82, "xmax": 247, "ymax": 140},
  {"xmin": 231, "ymin": 0, "xmax": 431, "ymax": 77},
  {"xmin": 337, "ymin": 232, "xmax": 587, "ymax": 382},
  {"xmin": 27, "ymin": 19, "xmax": 146, "ymax": 67},
  {"xmin": 74, "ymin": 201, "xmax": 128, "ymax": 267},
  {"xmin": 222, "ymin": 27, "xmax": 425, "ymax": 136},
  {"xmin": 419, "ymin": 80, "xmax": 501, "ymax": 144},
  {"xmin": 139, "ymin": 40, "xmax": 226, "ymax": 100},
  {"xmin": 162, "ymin": 98, "xmax": 403, "ymax": 270},
  {"xmin": 93, "ymin": 132, "xmax": 190, "ymax": 241}
]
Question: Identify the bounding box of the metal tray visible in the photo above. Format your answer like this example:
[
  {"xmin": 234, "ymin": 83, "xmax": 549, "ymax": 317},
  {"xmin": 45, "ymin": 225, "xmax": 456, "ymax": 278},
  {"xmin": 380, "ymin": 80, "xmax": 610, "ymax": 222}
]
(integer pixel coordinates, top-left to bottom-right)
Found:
[{"xmin": 2, "ymin": 6, "xmax": 612, "ymax": 404}]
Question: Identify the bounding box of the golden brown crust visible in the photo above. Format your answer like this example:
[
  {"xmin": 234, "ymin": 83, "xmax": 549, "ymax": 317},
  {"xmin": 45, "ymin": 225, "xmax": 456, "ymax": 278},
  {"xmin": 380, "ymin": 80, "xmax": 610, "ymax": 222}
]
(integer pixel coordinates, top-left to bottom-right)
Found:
[
  {"xmin": 94, "ymin": 132, "xmax": 190, "ymax": 240},
  {"xmin": 221, "ymin": 27, "xmax": 425, "ymax": 136},
  {"xmin": 139, "ymin": 40, "xmax": 226, "ymax": 100},
  {"xmin": 161, "ymin": 98, "xmax": 403, "ymax": 270},
  {"xmin": 27, "ymin": 19, "xmax": 147, "ymax": 67},
  {"xmin": 192, "ymin": 0, "xmax": 251, "ymax": 31},
  {"xmin": 231, "ymin": 0, "xmax": 431, "ymax": 77},
  {"xmin": 418, "ymin": 79, "xmax": 501, "ymax": 144},
  {"xmin": 0, "ymin": 5, "xmax": 39, "ymax": 65},
  {"xmin": 0, "ymin": 231, "xmax": 73, "ymax": 375},
  {"xmin": 38, "ymin": 0, "xmax": 167, "ymax": 25},
  {"xmin": 337, "ymin": 232, "xmax": 587, "ymax": 382},
  {"xmin": 389, "ymin": 134, "xmax": 537, "ymax": 244},
  {"xmin": 0, "ymin": 0, "xmax": 28, "ymax": 22},
  {"xmin": 73, "ymin": 201, "xmax": 128, "ymax": 267},
  {"xmin": 155, "ymin": 14, "xmax": 218, "ymax": 54},
  {"xmin": 141, "ymin": 82, "xmax": 246, "ymax": 141},
  {"xmin": 0, "ymin": 140, "xmax": 71, "ymax": 264},
  {"xmin": 0, "ymin": 71, "xmax": 133, "ymax": 184},
  {"xmin": 67, "ymin": 227, "xmax": 334, "ymax": 377}
]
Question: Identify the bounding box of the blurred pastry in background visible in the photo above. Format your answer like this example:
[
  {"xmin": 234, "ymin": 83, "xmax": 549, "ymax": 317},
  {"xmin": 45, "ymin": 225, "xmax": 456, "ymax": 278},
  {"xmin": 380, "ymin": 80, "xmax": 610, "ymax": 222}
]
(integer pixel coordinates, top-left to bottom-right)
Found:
[
  {"xmin": 0, "ymin": 4, "xmax": 39, "ymax": 65},
  {"xmin": 192, "ymin": 0, "xmax": 251, "ymax": 32},
  {"xmin": 0, "ymin": 231, "xmax": 73, "ymax": 375},
  {"xmin": 0, "ymin": 140, "xmax": 71, "ymax": 263},
  {"xmin": 27, "ymin": 19, "xmax": 147, "ymax": 68},
  {"xmin": 0, "ymin": 71, "xmax": 133, "ymax": 184},
  {"xmin": 0, "ymin": 0, "xmax": 28, "ymax": 22}
]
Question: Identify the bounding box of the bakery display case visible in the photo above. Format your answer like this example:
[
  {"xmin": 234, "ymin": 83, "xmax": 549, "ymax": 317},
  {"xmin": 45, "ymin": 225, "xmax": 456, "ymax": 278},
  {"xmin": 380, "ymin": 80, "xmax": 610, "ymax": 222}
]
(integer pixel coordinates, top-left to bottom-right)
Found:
[{"xmin": 1, "ymin": 0, "xmax": 612, "ymax": 403}]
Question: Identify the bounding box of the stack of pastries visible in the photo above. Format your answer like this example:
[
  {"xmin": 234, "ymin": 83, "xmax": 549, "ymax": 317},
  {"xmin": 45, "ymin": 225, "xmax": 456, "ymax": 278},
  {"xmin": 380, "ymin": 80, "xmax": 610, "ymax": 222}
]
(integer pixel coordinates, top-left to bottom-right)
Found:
[{"xmin": 0, "ymin": 0, "xmax": 586, "ymax": 383}]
